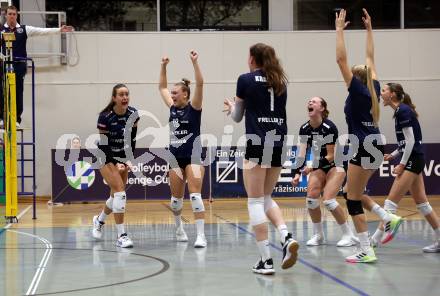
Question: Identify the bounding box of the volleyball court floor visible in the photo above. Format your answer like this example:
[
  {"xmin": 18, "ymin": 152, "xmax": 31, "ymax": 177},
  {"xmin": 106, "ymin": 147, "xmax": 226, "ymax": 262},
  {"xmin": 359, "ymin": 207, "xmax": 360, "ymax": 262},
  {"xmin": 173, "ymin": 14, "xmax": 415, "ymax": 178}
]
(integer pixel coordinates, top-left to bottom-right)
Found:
[{"xmin": 1, "ymin": 197, "xmax": 440, "ymax": 296}]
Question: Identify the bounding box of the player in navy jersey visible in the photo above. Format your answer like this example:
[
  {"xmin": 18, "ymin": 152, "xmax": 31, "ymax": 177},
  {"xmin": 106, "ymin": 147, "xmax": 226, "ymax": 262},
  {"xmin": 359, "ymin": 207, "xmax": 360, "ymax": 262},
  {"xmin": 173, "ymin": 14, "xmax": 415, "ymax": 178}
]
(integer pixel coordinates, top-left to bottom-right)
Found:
[
  {"xmin": 336, "ymin": 9, "xmax": 402, "ymax": 263},
  {"xmin": 368, "ymin": 83, "xmax": 440, "ymax": 252},
  {"xmin": 159, "ymin": 51, "xmax": 207, "ymax": 248},
  {"xmin": 224, "ymin": 43, "xmax": 298, "ymax": 275},
  {"xmin": 91, "ymin": 83, "xmax": 139, "ymax": 248},
  {"xmin": 291, "ymin": 97, "xmax": 358, "ymax": 247}
]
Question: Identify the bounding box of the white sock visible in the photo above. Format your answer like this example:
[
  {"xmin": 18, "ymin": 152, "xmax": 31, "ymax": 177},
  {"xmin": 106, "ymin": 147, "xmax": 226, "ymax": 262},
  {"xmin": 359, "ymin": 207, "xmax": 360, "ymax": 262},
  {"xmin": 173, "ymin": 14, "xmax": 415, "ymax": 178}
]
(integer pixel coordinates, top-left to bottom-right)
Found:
[
  {"xmin": 256, "ymin": 240, "xmax": 271, "ymax": 261},
  {"xmin": 116, "ymin": 224, "xmax": 125, "ymax": 237},
  {"xmin": 175, "ymin": 215, "xmax": 182, "ymax": 229},
  {"xmin": 339, "ymin": 222, "xmax": 352, "ymax": 236},
  {"xmin": 277, "ymin": 224, "xmax": 289, "ymax": 243},
  {"xmin": 313, "ymin": 222, "xmax": 323, "ymax": 236},
  {"xmin": 434, "ymin": 228, "xmax": 440, "ymax": 241},
  {"xmin": 372, "ymin": 204, "xmax": 390, "ymax": 221},
  {"xmin": 195, "ymin": 219, "xmax": 205, "ymax": 236},
  {"xmin": 98, "ymin": 211, "xmax": 107, "ymax": 223},
  {"xmin": 358, "ymin": 231, "xmax": 370, "ymax": 249},
  {"xmin": 372, "ymin": 228, "xmax": 384, "ymax": 243}
]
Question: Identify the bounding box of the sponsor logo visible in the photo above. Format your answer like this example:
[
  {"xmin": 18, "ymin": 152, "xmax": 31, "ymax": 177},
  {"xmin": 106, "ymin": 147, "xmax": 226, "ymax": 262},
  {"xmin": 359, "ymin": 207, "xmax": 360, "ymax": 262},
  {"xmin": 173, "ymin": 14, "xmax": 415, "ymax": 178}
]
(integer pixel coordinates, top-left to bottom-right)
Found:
[
  {"xmin": 66, "ymin": 161, "xmax": 95, "ymax": 190},
  {"xmin": 216, "ymin": 161, "xmax": 237, "ymax": 183}
]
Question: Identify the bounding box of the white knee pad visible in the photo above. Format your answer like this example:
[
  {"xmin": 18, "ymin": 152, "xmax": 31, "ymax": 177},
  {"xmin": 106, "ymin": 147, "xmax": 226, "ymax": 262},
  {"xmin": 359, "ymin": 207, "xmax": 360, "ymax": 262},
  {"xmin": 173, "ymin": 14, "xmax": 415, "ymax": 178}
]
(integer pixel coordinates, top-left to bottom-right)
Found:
[
  {"xmin": 417, "ymin": 202, "xmax": 432, "ymax": 216},
  {"xmin": 248, "ymin": 197, "xmax": 267, "ymax": 226},
  {"xmin": 306, "ymin": 197, "xmax": 320, "ymax": 210},
  {"xmin": 190, "ymin": 193, "xmax": 205, "ymax": 213},
  {"xmin": 105, "ymin": 196, "xmax": 114, "ymax": 210},
  {"xmin": 323, "ymin": 199, "xmax": 339, "ymax": 212},
  {"xmin": 113, "ymin": 191, "xmax": 127, "ymax": 213},
  {"xmin": 264, "ymin": 195, "xmax": 279, "ymax": 213},
  {"xmin": 384, "ymin": 199, "xmax": 398, "ymax": 214},
  {"xmin": 170, "ymin": 196, "xmax": 183, "ymax": 212}
]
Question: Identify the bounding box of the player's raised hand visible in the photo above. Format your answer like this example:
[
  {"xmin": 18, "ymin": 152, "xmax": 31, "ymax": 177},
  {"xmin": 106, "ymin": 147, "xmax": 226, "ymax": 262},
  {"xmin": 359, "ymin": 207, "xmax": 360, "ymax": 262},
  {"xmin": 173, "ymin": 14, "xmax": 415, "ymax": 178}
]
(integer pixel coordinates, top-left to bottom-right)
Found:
[{"xmin": 335, "ymin": 9, "xmax": 350, "ymax": 30}]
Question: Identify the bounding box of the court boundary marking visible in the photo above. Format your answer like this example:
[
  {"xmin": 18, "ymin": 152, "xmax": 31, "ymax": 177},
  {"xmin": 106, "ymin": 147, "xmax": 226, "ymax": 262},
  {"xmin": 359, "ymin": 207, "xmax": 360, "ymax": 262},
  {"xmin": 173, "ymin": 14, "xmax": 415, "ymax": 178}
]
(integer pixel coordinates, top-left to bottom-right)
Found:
[
  {"xmin": 0, "ymin": 246, "xmax": 170, "ymax": 295},
  {"xmin": 7, "ymin": 229, "xmax": 53, "ymax": 295},
  {"xmin": 214, "ymin": 213, "xmax": 370, "ymax": 296}
]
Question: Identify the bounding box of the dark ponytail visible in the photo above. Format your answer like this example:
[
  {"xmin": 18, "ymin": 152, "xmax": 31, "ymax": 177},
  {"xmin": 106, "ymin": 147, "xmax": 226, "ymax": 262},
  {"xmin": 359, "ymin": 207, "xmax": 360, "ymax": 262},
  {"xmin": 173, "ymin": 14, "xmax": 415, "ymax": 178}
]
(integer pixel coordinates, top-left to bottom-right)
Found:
[
  {"xmin": 318, "ymin": 97, "xmax": 330, "ymax": 119},
  {"xmin": 387, "ymin": 82, "xmax": 418, "ymax": 118},
  {"xmin": 402, "ymin": 92, "xmax": 418, "ymax": 117},
  {"xmin": 101, "ymin": 83, "xmax": 128, "ymax": 113}
]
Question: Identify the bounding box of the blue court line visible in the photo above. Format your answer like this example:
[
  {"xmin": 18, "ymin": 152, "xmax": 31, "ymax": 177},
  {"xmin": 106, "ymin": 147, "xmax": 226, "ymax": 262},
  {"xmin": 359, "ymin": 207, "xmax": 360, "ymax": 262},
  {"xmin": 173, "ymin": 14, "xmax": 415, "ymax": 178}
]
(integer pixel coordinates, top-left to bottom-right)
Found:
[{"xmin": 214, "ymin": 214, "xmax": 369, "ymax": 296}]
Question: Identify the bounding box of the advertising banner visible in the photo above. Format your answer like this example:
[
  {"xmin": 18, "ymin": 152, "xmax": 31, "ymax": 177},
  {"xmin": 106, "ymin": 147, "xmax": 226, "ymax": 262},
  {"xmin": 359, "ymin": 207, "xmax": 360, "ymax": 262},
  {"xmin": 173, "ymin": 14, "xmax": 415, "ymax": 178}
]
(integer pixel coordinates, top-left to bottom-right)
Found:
[
  {"xmin": 51, "ymin": 148, "xmax": 210, "ymax": 202},
  {"xmin": 52, "ymin": 144, "xmax": 440, "ymax": 201}
]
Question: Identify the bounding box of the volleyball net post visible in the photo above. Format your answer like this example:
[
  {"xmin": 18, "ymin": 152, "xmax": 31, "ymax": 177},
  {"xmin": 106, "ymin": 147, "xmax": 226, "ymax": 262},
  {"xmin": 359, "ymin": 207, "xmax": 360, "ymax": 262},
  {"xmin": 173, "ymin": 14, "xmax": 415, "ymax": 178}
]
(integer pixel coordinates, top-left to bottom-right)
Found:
[{"xmin": 2, "ymin": 32, "xmax": 18, "ymax": 223}]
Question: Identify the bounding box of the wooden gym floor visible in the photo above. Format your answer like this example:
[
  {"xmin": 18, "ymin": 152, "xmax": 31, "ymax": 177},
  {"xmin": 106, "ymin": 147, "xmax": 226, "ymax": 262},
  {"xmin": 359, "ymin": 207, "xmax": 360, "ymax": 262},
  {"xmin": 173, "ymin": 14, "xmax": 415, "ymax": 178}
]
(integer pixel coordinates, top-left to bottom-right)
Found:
[{"xmin": 1, "ymin": 196, "xmax": 440, "ymax": 295}]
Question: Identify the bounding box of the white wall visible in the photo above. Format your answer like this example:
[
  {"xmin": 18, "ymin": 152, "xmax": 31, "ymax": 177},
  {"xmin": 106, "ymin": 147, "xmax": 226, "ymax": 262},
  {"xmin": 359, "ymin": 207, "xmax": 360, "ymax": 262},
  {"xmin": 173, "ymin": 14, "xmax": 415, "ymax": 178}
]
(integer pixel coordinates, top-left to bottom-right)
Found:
[{"xmin": 19, "ymin": 29, "xmax": 440, "ymax": 196}]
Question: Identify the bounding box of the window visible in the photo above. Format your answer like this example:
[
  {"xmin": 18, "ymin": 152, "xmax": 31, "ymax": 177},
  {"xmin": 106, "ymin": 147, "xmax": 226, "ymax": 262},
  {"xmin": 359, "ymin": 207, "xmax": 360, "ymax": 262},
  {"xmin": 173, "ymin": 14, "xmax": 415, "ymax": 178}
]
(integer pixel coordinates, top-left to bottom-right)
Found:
[
  {"xmin": 293, "ymin": 0, "xmax": 400, "ymax": 30},
  {"xmin": 405, "ymin": 0, "xmax": 440, "ymax": 28},
  {"xmin": 45, "ymin": 0, "xmax": 157, "ymax": 31},
  {"xmin": 160, "ymin": 0, "xmax": 268, "ymax": 31}
]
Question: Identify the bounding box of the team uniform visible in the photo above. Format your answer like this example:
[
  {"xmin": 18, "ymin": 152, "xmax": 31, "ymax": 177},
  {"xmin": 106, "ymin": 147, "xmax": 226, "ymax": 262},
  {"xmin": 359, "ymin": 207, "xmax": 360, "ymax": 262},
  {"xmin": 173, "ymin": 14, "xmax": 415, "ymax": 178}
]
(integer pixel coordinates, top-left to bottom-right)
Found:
[
  {"xmin": 296, "ymin": 118, "xmax": 358, "ymax": 247},
  {"xmin": 168, "ymin": 102, "xmax": 207, "ymax": 248},
  {"xmin": 169, "ymin": 103, "xmax": 203, "ymax": 169},
  {"xmin": 370, "ymin": 103, "xmax": 439, "ymax": 252},
  {"xmin": 297, "ymin": 119, "xmax": 339, "ymax": 174},
  {"xmin": 93, "ymin": 105, "xmax": 138, "ymax": 248},
  {"xmin": 236, "ymin": 69, "xmax": 287, "ymax": 167},
  {"xmin": 234, "ymin": 69, "xmax": 298, "ymax": 274},
  {"xmin": 344, "ymin": 77, "xmax": 384, "ymax": 167},
  {"xmin": 393, "ymin": 103, "xmax": 424, "ymax": 174},
  {"xmin": 344, "ymin": 77, "xmax": 403, "ymax": 263},
  {"xmin": 97, "ymin": 106, "xmax": 139, "ymax": 165}
]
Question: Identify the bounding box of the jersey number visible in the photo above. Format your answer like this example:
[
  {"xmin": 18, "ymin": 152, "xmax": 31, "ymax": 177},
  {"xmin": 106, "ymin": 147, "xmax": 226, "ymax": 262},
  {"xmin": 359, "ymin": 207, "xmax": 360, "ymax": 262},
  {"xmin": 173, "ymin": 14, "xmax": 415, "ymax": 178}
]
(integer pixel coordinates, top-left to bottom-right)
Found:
[{"xmin": 268, "ymin": 88, "xmax": 274, "ymax": 112}]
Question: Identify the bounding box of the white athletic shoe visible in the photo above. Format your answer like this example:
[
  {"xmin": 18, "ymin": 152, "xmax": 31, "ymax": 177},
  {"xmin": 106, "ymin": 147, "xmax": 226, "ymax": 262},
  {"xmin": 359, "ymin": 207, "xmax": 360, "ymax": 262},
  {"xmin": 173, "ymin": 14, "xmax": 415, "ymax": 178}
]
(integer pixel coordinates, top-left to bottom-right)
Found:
[
  {"xmin": 92, "ymin": 215, "xmax": 104, "ymax": 240},
  {"xmin": 116, "ymin": 234, "xmax": 133, "ymax": 248},
  {"xmin": 194, "ymin": 234, "xmax": 207, "ymax": 248},
  {"xmin": 306, "ymin": 234, "xmax": 325, "ymax": 246},
  {"xmin": 423, "ymin": 241, "xmax": 440, "ymax": 253},
  {"xmin": 176, "ymin": 227, "xmax": 189, "ymax": 242},
  {"xmin": 337, "ymin": 234, "xmax": 359, "ymax": 247},
  {"xmin": 345, "ymin": 247, "xmax": 377, "ymax": 263}
]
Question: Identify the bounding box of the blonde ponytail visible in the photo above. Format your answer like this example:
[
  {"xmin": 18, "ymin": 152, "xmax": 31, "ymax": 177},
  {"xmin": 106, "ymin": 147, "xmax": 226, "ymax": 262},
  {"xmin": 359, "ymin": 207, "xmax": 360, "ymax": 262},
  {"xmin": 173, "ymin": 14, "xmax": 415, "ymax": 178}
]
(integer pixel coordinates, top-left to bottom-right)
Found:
[{"xmin": 366, "ymin": 66, "xmax": 380, "ymax": 127}]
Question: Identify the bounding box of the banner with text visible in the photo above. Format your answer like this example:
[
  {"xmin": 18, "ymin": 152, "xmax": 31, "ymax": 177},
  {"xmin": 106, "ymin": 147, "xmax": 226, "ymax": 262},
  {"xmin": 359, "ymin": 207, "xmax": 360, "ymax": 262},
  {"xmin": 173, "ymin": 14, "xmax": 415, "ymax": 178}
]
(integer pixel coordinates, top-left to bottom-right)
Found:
[
  {"xmin": 51, "ymin": 144, "xmax": 440, "ymax": 201},
  {"xmin": 51, "ymin": 148, "xmax": 210, "ymax": 202}
]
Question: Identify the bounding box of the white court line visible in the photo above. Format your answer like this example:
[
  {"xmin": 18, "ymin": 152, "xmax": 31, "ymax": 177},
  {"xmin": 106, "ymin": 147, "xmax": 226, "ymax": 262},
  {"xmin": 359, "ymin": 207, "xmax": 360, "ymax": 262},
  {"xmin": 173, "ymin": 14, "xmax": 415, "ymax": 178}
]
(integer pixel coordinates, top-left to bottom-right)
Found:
[
  {"xmin": 4, "ymin": 205, "xmax": 53, "ymax": 296},
  {"xmin": 7, "ymin": 229, "xmax": 53, "ymax": 296}
]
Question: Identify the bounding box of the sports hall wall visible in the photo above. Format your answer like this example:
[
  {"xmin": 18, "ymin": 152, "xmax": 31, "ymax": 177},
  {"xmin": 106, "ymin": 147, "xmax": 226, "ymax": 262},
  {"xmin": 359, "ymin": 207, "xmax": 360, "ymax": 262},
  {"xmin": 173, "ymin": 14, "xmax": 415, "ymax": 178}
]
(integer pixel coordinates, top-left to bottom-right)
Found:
[{"xmin": 21, "ymin": 29, "xmax": 440, "ymax": 196}]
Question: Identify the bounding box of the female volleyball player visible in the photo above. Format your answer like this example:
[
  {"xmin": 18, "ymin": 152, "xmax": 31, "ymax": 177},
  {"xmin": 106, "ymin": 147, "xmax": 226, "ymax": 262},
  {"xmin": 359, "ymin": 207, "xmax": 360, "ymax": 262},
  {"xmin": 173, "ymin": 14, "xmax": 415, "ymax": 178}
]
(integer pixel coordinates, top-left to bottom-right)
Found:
[
  {"xmin": 159, "ymin": 50, "xmax": 207, "ymax": 248},
  {"xmin": 224, "ymin": 43, "xmax": 298, "ymax": 275},
  {"xmin": 92, "ymin": 83, "xmax": 139, "ymax": 248},
  {"xmin": 369, "ymin": 83, "xmax": 440, "ymax": 252},
  {"xmin": 291, "ymin": 97, "xmax": 358, "ymax": 247},
  {"xmin": 335, "ymin": 9, "xmax": 402, "ymax": 262}
]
